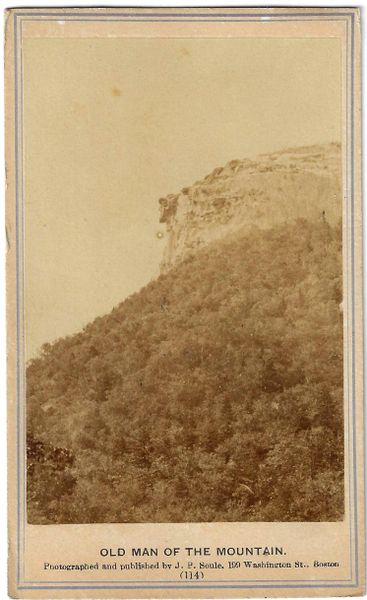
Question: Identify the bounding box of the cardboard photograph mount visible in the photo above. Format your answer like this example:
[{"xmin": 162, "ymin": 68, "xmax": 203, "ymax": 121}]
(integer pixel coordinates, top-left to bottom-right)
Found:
[{"xmin": 5, "ymin": 6, "xmax": 364, "ymax": 598}]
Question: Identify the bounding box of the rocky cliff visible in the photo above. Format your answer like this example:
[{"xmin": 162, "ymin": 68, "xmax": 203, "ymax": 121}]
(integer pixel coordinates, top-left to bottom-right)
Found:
[{"xmin": 159, "ymin": 142, "xmax": 341, "ymax": 272}]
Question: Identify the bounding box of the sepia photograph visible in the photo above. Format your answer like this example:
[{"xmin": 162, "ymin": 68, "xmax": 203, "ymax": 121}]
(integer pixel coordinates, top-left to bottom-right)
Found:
[
  {"xmin": 6, "ymin": 7, "xmax": 364, "ymax": 598},
  {"xmin": 24, "ymin": 35, "xmax": 344, "ymax": 525}
]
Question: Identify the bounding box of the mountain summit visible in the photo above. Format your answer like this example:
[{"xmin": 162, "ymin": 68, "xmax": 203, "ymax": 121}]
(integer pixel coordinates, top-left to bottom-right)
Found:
[
  {"xmin": 159, "ymin": 143, "xmax": 341, "ymax": 271},
  {"xmin": 27, "ymin": 143, "xmax": 343, "ymax": 524}
]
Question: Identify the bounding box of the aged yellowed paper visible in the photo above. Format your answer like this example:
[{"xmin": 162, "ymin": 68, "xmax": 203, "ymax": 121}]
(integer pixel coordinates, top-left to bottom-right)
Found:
[{"xmin": 6, "ymin": 6, "xmax": 364, "ymax": 598}]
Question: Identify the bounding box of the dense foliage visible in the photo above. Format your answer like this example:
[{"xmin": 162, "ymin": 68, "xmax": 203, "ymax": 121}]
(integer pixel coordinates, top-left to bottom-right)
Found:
[{"xmin": 27, "ymin": 219, "xmax": 343, "ymax": 523}]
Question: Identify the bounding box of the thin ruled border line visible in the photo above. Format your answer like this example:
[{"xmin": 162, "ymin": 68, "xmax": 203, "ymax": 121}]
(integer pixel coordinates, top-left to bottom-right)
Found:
[{"xmin": 13, "ymin": 9, "xmax": 359, "ymax": 591}]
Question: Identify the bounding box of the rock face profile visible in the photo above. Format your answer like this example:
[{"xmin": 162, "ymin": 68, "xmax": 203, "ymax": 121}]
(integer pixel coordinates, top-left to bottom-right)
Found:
[
  {"xmin": 159, "ymin": 143, "xmax": 341, "ymax": 272},
  {"xmin": 27, "ymin": 141, "xmax": 344, "ymax": 524}
]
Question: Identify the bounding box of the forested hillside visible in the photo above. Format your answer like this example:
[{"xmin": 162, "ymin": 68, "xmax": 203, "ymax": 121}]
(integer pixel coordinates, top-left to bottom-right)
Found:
[{"xmin": 27, "ymin": 219, "xmax": 343, "ymax": 523}]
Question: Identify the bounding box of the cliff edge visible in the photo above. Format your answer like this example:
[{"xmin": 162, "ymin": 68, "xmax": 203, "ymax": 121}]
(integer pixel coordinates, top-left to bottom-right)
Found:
[{"xmin": 159, "ymin": 142, "xmax": 341, "ymax": 272}]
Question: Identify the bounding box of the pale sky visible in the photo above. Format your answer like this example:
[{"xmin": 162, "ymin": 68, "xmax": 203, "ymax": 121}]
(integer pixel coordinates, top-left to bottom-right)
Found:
[{"xmin": 24, "ymin": 37, "xmax": 340, "ymax": 359}]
